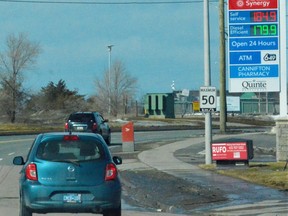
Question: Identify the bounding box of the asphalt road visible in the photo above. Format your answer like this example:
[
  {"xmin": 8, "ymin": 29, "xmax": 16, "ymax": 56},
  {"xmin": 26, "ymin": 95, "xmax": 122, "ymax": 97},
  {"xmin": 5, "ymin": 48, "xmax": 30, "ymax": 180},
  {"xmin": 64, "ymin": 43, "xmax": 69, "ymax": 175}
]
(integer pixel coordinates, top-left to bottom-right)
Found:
[
  {"xmin": 0, "ymin": 130, "xmax": 205, "ymax": 216},
  {"xmin": 0, "ymin": 128, "xmax": 283, "ymax": 216},
  {"xmin": 0, "ymin": 130, "xmax": 206, "ymax": 165}
]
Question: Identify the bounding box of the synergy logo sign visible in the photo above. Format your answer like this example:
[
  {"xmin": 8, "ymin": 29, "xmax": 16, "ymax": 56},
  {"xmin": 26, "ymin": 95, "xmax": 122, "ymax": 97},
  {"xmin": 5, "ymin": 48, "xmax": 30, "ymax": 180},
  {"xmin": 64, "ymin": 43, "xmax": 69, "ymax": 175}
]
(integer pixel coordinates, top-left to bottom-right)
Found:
[
  {"xmin": 236, "ymin": 0, "xmax": 245, "ymax": 7},
  {"xmin": 229, "ymin": 0, "xmax": 278, "ymax": 10}
]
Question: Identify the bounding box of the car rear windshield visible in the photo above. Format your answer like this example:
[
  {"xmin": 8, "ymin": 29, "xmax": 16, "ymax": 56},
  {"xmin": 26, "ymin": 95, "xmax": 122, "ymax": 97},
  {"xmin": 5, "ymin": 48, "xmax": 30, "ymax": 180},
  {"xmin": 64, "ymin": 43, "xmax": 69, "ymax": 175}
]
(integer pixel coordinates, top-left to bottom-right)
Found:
[
  {"xmin": 36, "ymin": 140, "xmax": 105, "ymax": 162},
  {"xmin": 69, "ymin": 113, "xmax": 93, "ymax": 122}
]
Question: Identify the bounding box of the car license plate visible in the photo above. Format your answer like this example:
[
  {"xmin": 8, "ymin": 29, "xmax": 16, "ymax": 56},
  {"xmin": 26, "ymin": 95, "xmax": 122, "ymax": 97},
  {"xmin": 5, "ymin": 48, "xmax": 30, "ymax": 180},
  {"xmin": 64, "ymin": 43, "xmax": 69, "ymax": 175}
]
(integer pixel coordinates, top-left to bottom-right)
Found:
[
  {"xmin": 63, "ymin": 194, "xmax": 81, "ymax": 203},
  {"xmin": 77, "ymin": 126, "xmax": 84, "ymax": 131}
]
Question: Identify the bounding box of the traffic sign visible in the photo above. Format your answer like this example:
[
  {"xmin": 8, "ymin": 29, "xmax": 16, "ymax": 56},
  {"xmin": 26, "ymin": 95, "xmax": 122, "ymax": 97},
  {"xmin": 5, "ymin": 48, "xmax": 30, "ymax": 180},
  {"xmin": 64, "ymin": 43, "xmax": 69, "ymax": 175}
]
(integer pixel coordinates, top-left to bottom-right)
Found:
[
  {"xmin": 227, "ymin": 0, "xmax": 280, "ymax": 93},
  {"xmin": 200, "ymin": 87, "xmax": 217, "ymax": 112}
]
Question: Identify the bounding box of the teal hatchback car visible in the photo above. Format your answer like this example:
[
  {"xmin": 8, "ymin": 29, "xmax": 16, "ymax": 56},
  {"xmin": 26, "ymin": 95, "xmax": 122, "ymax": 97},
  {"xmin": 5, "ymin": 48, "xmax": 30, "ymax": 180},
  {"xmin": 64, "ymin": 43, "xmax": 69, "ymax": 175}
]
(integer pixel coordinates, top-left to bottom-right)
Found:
[{"xmin": 13, "ymin": 132, "xmax": 122, "ymax": 216}]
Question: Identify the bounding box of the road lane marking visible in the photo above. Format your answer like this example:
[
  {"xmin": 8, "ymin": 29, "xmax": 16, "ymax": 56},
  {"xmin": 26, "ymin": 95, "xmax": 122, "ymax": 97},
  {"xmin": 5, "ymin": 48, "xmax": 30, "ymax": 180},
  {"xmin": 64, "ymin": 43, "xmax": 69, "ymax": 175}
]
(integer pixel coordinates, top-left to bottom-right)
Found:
[
  {"xmin": 0, "ymin": 158, "xmax": 3, "ymax": 161},
  {"xmin": 198, "ymin": 150, "xmax": 206, "ymax": 155},
  {"xmin": 8, "ymin": 152, "xmax": 15, "ymax": 156}
]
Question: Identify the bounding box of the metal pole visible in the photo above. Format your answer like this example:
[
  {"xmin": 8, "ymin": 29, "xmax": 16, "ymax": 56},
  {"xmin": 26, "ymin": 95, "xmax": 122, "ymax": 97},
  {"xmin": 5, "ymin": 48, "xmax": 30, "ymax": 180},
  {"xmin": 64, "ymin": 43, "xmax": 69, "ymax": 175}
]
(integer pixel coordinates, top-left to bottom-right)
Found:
[
  {"xmin": 107, "ymin": 45, "xmax": 113, "ymax": 116},
  {"xmin": 219, "ymin": 0, "xmax": 227, "ymax": 133},
  {"xmin": 266, "ymin": 92, "xmax": 268, "ymax": 114},
  {"xmin": 204, "ymin": 0, "xmax": 212, "ymax": 164},
  {"xmin": 258, "ymin": 92, "xmax": 261, "ymax": 113},
  {"xmin": 279, "ymin": 0, "xmax": 287, "ymax": 117}
]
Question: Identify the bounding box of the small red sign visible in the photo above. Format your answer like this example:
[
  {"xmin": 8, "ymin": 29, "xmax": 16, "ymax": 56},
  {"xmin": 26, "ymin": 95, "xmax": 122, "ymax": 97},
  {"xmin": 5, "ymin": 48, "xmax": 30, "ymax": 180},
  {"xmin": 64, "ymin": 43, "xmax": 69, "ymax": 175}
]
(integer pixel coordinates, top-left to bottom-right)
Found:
[
  {"xmin": 122, "ymin": 121, "xmax": 134, "ymax": 142},
  {"xmin": 229, "ymin": 0, "xmax": 278, "ymax": 10},
  {"xmin": 212, "ymin": 142, "xmax": 248, "ymax": 160}
]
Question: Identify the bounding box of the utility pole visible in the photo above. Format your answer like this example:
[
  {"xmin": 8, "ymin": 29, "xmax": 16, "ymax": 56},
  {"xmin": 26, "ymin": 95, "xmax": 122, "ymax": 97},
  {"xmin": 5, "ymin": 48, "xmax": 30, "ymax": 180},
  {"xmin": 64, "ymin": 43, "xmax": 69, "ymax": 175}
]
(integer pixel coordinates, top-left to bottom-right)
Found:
[{"xmin": 219, "ymin": 0, "xmax": 227, "ymax": 133}]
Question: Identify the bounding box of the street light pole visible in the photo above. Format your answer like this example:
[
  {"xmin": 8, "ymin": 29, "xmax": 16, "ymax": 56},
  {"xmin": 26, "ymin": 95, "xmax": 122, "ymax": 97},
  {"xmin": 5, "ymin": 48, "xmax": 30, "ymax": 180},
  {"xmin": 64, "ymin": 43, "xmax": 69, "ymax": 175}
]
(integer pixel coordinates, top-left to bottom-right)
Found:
[{"xmin": 107, "ymin": 45, "xmax": 114, "ymax": 116}]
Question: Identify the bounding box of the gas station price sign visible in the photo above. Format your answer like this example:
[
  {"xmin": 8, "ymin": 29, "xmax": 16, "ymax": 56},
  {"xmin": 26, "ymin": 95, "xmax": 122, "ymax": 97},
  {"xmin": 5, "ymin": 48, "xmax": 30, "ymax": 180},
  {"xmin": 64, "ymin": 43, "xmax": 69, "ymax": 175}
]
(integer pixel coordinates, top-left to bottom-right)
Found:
[
  {"xmin": 229, "ymin": 23, "xmax": 277, "ymax": 37},
  {"xmin": 229, "ymin": 10, "xmax": 278, "ymax": 23},
  {"xmin": 250, "ymin": 24, "xmax": 277, "ymax": 36},
  {"xmin": 228, "ymin": 0, "xmax": 280, "ymax": 93},
  {"xmin": 251, "ymin": 10, "xmax": 277, "ymax": 22}
]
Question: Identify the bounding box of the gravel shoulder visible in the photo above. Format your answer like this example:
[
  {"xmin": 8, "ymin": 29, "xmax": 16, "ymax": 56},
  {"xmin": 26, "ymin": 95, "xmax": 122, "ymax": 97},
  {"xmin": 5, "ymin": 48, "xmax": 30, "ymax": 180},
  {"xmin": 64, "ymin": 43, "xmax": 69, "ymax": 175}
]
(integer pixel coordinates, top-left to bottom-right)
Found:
[
  {"xmin": 111, "ymin": 142, "xmax": 228, "ymax": 215},
  {"xmin": 120, "ymin": 169, "xmax": 227, "ymax": 214}
]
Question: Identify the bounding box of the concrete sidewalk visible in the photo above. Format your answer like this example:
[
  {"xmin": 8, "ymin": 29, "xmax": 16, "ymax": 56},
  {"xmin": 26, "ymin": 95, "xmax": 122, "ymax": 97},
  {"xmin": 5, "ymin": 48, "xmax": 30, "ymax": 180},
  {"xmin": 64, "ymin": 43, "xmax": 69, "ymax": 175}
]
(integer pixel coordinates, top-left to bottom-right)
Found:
[{"xmin": 120, "ymin": 133, "xmax": 288, "ymax": 216}]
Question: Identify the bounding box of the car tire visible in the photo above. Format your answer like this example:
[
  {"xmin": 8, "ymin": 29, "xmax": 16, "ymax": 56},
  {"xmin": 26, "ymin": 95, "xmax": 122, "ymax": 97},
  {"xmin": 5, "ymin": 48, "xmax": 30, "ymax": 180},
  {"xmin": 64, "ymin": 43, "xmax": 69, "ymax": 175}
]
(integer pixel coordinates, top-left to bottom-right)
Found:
[
  {"xmin": 105, "ymin": 133, "xmax": 111, "ymax": 146},
  {"xmin": 103, "ymin": 206, "xmax": 121, "ymax": 216},
  {"xmin": 20, "ymin": 196, "xmax": 32, "ymax": 216}
]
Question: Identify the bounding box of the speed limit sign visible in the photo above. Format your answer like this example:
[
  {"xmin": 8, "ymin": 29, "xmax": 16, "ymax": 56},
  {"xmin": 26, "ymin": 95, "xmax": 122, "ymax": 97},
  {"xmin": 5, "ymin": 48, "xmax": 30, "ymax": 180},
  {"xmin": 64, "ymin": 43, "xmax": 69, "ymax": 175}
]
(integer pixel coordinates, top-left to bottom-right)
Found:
[{"xmin": 200, "ymin": 86, "xmax": 217, "ymax": 112}]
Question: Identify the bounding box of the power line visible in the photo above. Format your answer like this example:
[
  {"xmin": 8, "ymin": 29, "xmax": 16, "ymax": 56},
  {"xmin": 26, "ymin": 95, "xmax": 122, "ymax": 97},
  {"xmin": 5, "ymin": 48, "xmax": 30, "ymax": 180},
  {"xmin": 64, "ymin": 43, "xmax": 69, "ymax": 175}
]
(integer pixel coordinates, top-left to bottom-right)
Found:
[{"xmin": 0, "ymin": 0, "xmax": 218, "ymax": 5}]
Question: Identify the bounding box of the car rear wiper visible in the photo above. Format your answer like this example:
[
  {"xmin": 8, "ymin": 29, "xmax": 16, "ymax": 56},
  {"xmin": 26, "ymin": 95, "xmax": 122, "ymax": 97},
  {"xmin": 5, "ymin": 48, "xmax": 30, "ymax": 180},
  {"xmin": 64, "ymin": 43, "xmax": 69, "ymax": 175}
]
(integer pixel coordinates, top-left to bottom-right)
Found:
[{"xmin": 52, "ymin": 159, "xmax": 81, "ymax": 166}]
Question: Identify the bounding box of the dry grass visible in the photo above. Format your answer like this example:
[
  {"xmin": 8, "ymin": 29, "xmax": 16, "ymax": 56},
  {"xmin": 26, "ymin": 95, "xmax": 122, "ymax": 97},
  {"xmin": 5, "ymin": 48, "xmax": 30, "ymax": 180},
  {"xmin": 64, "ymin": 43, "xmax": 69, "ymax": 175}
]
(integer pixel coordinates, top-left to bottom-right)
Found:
[
  {"xmin": 0, "ymin": 124, "xmax": 62, "ymax": 135},
  {"xmin": 200, "ymin": 162, "xmax": 288, "ymax": 190}
]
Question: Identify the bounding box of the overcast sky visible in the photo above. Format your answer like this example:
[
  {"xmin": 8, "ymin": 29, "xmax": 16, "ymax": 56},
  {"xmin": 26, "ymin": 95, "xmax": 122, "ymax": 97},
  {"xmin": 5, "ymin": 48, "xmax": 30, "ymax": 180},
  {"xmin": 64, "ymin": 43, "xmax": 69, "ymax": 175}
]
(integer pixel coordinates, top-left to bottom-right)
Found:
[{"xmin": 0, "ymin": 0, "xmax": 286, "ymax": 98}]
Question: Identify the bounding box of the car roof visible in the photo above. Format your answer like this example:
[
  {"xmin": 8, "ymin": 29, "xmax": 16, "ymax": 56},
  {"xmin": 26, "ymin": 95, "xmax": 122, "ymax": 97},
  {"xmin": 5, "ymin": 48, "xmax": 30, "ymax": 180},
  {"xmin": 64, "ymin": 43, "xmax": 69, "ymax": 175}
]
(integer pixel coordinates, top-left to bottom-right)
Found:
[
  {"xmin": 35, "ymin": 132, "xmax": 108, "ymax": 151},
  {"xmin": 71, "ymin": 112, "xmax": 100, "ymax": 115},
  {"xmin": 38, "ymin": 132, "xmax": 103, "ymax": 139}
]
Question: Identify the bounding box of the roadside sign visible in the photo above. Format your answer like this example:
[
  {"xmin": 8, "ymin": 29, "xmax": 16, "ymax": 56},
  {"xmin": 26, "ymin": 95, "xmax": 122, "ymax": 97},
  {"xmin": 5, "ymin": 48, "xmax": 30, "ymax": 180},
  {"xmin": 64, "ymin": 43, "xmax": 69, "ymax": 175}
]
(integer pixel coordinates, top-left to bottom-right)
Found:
[
  {"xmin": 193, "ymin": 101, "xmax": 200, "ymax": 112},
  {"xmin": 199, "ymin": 87, "xmax": 216, "ymax": 112},
  {"xmin": 227, "ymin": 0, "xmax": 280, "ymax": 92},
  {"xmin": 181, "ymin": 89, "xmax": 189, "ymax": 97},
  {"xmin": 216, "ymin": 96, "xmax": 240, "ymax": 112},
  {"xmin": 122, "ymin": 121, "xmax": 134, "ymax": 143},
  {"xmin": 122, "ymin": 121, "xmax": 135, "ymax": 152},
  {"xmin": 212, "ymin": 142, "xmax": 248, "ymax": 160}
]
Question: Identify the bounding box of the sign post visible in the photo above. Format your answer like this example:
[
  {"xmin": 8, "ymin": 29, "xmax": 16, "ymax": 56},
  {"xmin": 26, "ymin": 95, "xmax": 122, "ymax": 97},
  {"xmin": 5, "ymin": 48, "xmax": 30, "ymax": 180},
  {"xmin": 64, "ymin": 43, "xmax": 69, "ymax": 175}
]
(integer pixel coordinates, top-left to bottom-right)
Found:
[
  {"xmin": 203, "ymin": 0, "xmax": 212, "ymax": 164},
  {"xmin": 279, "ymin": 0, "xmax": 287, "ymax": 116},
  {"xmin": 228, "ymin": 0, "xmax": 280, "ymax": 93}
]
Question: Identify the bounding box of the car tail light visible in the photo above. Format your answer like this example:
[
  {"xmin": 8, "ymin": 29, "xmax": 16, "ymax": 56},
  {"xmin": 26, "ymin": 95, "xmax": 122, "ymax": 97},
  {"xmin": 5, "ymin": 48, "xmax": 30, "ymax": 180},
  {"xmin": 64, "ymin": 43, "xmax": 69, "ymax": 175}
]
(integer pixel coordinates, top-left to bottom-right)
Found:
[
  {"xmin": 26, "ymin": 163, "xmax": 38, "ymax": 181},
  {"xmin": 64, "ymin": 122, "xmax": 69, "ymax": 130},
  {"xmin": 92, "ymin": 123, "xmax": 97, "ymax": 131},
  {"xmin": 63, "ymin": 135, "xmax": 79, "ymax": 141},
  {"xmin": 105, "ymin": 163, "xmax": 118, "ymax": 181}
]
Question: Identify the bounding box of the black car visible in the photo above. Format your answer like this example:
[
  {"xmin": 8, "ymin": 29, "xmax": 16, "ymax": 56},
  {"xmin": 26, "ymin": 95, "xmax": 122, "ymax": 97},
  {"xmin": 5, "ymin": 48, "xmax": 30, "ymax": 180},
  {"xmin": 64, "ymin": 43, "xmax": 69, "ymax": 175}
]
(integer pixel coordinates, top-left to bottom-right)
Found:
[
  {"xmin": 65, "ymin": 112, "xmax": 111, "ymax": 145},
  {"xmin": 13, "ymin": 132, "xmax": 122, "ymax": 216}
]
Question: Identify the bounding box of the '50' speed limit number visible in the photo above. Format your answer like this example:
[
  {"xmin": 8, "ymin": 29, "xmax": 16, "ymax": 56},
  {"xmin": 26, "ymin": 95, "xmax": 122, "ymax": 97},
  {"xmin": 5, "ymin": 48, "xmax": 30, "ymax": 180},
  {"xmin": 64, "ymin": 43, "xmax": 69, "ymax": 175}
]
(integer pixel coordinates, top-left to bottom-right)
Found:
[{"xmin": 200, "ymin": 86, "xmax": 217, "ymax": 112}]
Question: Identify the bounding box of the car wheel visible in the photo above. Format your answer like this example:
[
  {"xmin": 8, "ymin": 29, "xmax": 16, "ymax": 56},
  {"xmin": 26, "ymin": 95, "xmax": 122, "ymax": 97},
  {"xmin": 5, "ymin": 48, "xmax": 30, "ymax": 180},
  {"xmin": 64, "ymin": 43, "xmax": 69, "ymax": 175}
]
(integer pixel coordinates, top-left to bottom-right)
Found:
[
  {"xmin": 20, "ymin": 196, "xmax": 32, "ymax": 216},
  {"xmin": 105, "ymin": 133, "xmax": 111, "ymax": 145},
  {"xmin": 103, "ymin": 206, "xmax": 121, "ymax": 216}
]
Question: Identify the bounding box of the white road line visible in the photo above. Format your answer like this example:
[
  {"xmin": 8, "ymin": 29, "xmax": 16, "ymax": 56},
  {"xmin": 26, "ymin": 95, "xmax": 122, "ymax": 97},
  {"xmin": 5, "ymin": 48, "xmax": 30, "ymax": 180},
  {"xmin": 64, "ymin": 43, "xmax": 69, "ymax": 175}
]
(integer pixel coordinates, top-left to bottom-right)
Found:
[
  {"xmin": 0, "ymin": 158, "xmax": 3, "ymax": 161},
  {"xmin": 8, "ymin": 152, "xmax": 15, "ymax": 156},
  {"xmin": 198, "ymin": 150, "xmax": 206, "ymax": 155}
]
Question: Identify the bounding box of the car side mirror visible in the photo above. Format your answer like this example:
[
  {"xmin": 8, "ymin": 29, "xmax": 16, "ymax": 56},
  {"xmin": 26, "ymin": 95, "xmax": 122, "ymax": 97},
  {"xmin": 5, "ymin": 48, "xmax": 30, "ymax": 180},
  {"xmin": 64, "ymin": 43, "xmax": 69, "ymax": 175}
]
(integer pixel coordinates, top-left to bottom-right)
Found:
[
  {"xmin": 113, "ymin": 156, "xmax": 122, "ymax": 165},
  {"xmin": 13, "ymin": 156, "xmax": 25, "ymax": 165}
]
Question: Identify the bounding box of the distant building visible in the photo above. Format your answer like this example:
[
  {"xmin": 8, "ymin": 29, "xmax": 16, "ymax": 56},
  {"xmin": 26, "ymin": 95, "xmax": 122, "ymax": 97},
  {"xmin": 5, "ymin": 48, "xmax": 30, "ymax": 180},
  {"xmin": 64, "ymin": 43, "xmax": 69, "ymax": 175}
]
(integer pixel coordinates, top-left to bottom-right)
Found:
[
  {"xmin": 144, "ymin": 90, "xmax": 281, "ymax": 118},
  {"xmin": 144, "ymin": 93, "xmax": 175, "ymax": 118}
]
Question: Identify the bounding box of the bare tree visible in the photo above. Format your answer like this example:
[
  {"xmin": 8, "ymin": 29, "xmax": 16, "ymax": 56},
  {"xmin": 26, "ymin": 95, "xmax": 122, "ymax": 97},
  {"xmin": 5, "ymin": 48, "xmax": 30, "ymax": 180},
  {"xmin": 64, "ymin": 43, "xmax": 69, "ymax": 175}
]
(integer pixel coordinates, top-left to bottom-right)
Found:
[
  {"xmin": 0, "ymin": 33, "xmax": 41, "ymax": 123},
  {"xmin": 95, "ymin": 60, "xmax": 137, "ymax": 117}
]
